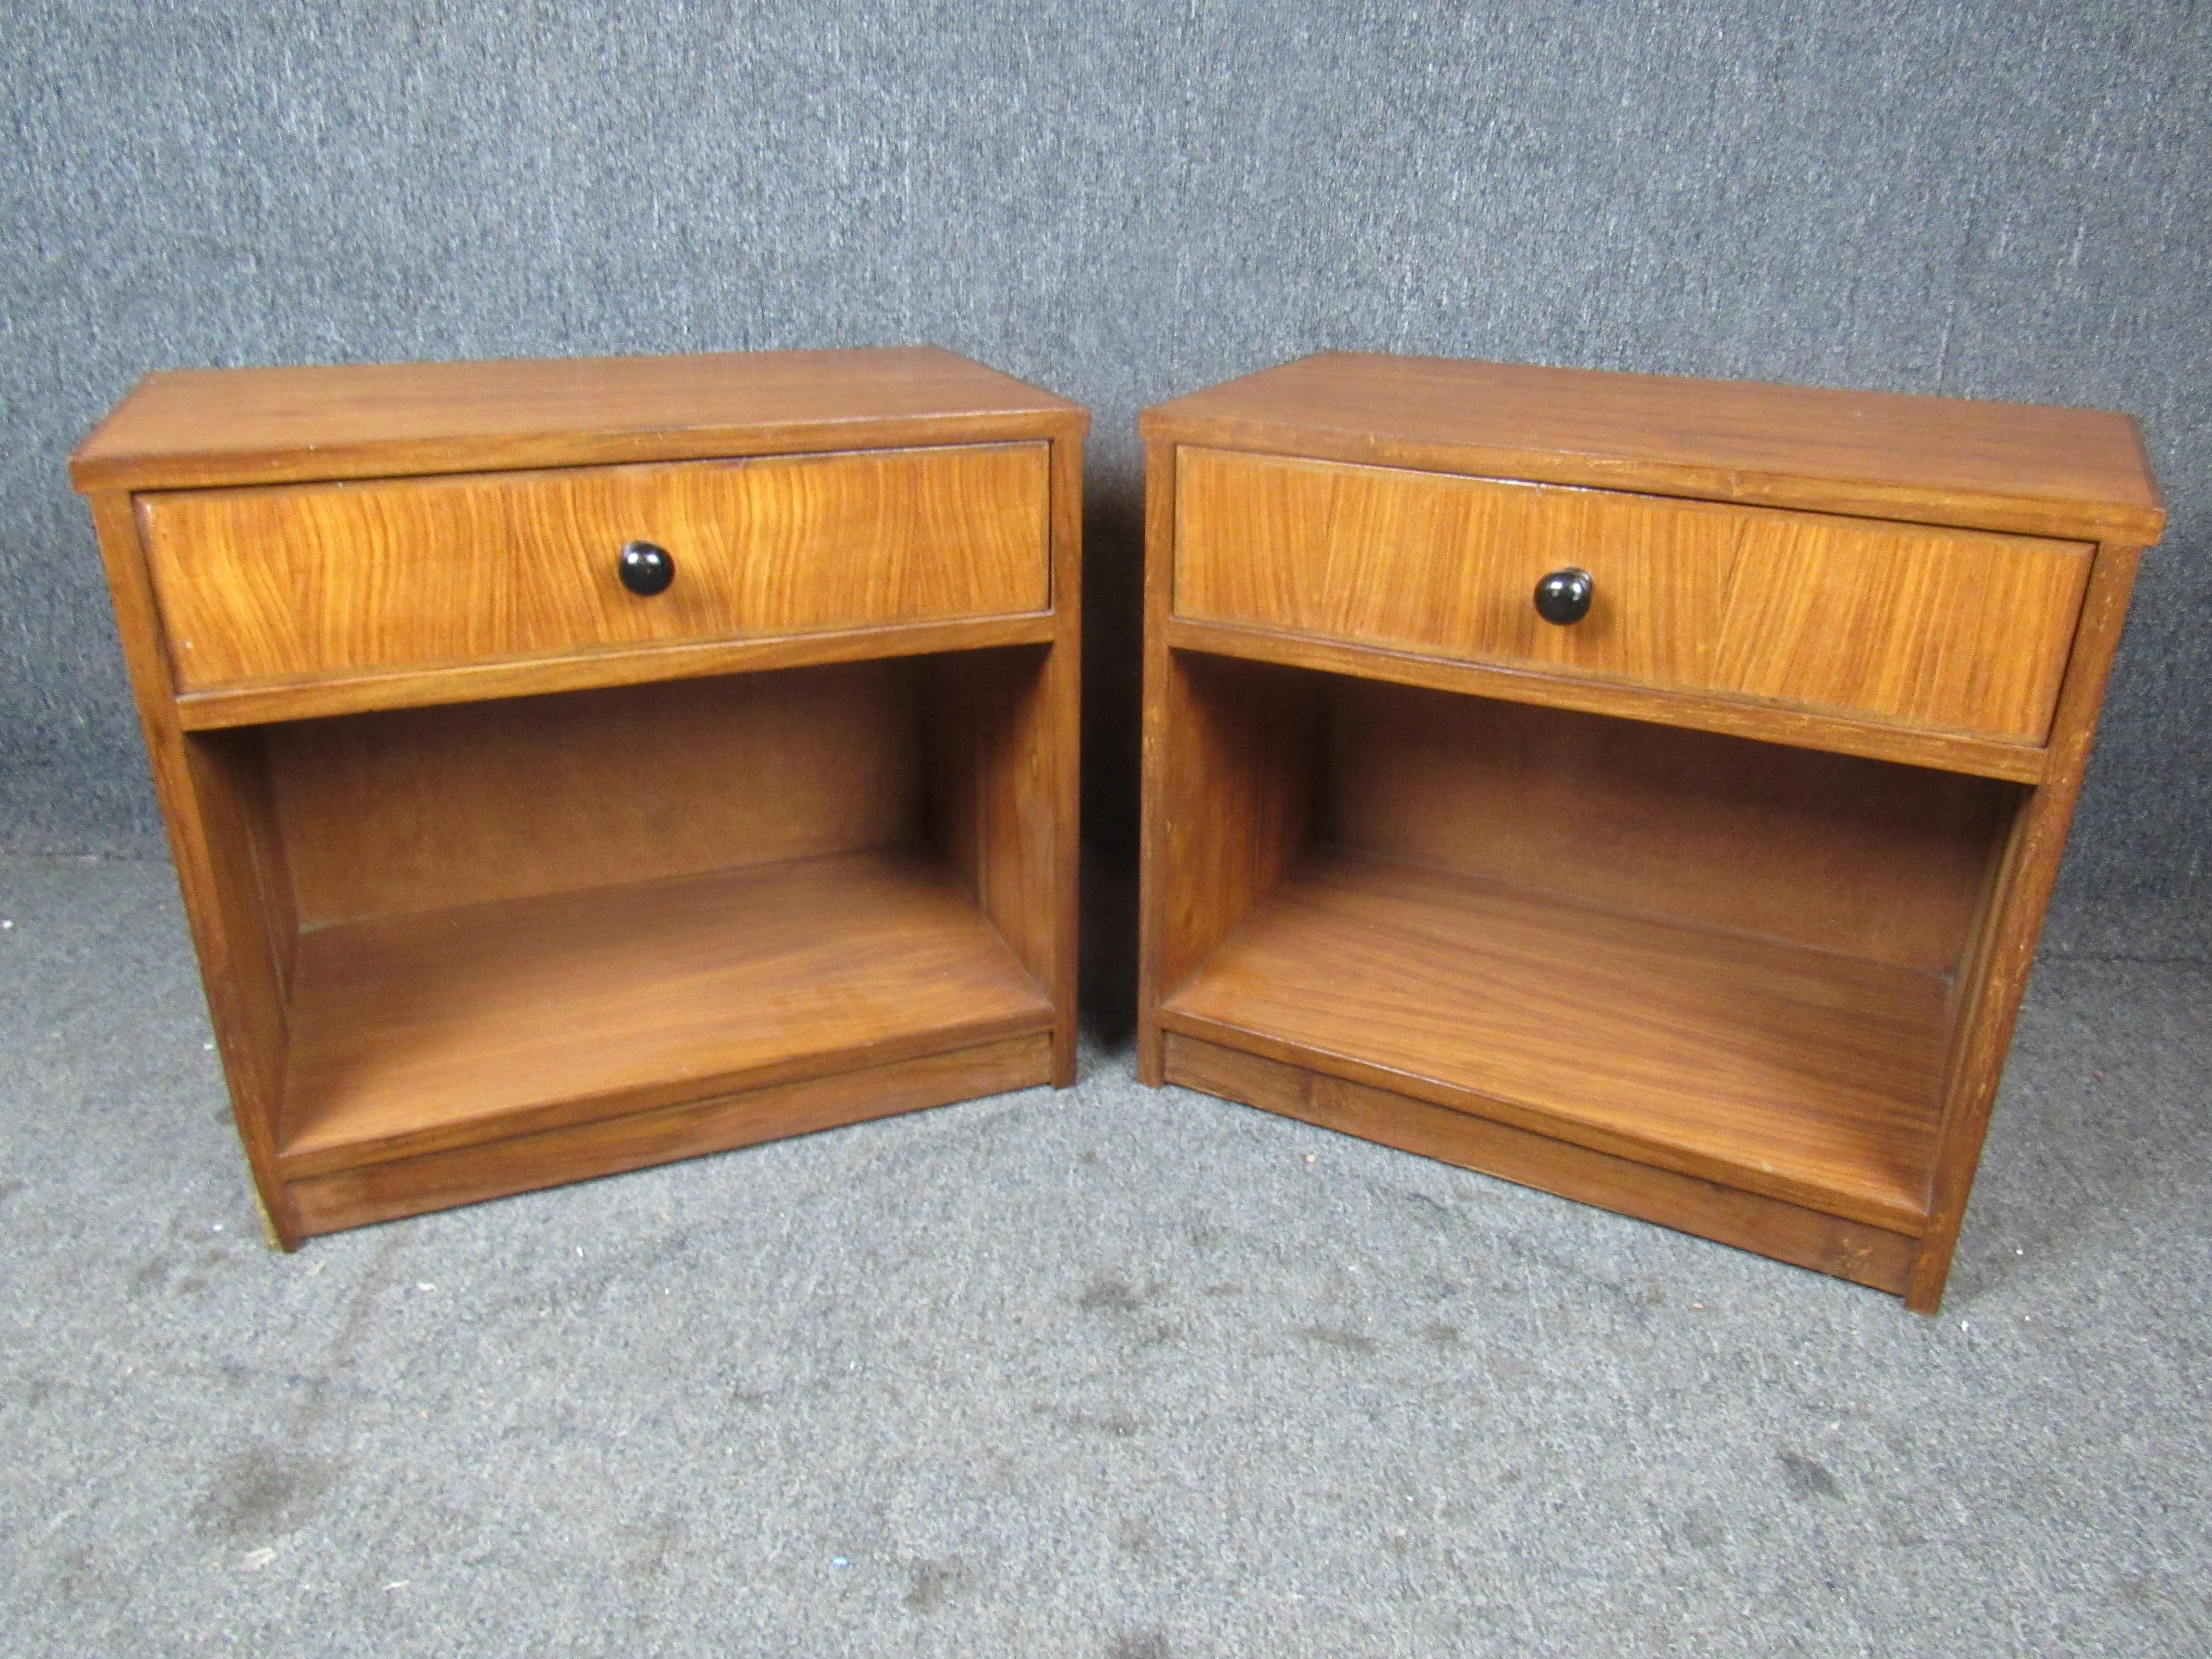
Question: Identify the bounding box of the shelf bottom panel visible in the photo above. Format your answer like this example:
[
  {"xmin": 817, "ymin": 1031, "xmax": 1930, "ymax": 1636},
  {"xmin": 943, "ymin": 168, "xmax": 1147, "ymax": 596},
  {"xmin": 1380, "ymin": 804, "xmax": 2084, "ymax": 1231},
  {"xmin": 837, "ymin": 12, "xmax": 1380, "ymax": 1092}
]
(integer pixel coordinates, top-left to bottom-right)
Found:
[
  {"xmin": 1159, "ymin": 849, "xmax": 1946, "ymax": 1233},
  {"xmin": 277, "ymin": 849, "xmax": 1055, "ymax": 1176}
]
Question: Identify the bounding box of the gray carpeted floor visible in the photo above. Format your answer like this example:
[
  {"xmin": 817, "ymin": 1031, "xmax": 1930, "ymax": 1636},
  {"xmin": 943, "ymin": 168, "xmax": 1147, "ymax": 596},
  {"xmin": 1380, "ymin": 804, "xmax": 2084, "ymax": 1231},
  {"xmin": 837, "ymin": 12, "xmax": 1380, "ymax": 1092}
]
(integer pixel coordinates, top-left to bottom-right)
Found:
[{"xmin": 2, "ymin": 852, "xmax": 2206, "ymax": 1656}]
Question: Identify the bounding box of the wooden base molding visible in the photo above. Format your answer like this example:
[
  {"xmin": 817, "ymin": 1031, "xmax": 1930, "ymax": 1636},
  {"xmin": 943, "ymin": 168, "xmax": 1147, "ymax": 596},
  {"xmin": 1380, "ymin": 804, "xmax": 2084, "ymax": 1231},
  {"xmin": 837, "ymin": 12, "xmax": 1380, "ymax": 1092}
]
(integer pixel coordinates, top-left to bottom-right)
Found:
[
  {"xmin": 1166, "ymin": 1034, "xmax": 1918, "ymax": 1295},
  {"xmin": 289, "ymin": 1034, "xmax": 1052, "ymax": 1238}
]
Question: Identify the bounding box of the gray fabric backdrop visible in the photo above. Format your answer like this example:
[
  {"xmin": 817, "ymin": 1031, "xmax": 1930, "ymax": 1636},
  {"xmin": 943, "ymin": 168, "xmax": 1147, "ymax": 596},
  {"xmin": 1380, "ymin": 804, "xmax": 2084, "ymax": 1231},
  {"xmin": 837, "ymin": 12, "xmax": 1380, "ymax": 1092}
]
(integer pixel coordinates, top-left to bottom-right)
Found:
[{"xmin": 5, "ymin": 1, "xmax": 2205, "ymax": 955}]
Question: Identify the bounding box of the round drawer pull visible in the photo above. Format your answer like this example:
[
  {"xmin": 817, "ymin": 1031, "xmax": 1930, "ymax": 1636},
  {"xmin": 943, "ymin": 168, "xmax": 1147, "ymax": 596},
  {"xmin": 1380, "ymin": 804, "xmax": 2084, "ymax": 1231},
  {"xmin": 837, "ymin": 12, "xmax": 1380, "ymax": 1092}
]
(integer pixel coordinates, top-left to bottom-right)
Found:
[
  {"xmin": 1533, "ymin": 567, "xmax": 1593, "ymax": 625},
  {"xmin": 618, "ymin": 540, "xmax": 675, "ymax": 597}
]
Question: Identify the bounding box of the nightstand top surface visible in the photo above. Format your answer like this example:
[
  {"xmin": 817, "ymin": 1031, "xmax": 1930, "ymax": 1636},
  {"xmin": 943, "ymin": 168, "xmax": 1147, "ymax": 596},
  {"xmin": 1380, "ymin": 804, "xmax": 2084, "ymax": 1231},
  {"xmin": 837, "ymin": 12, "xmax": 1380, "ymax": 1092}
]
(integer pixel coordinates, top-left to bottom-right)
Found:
[
  {"xmin": 72, "ymin": 345, "xmax": 1087, "ymax": 492},
  {"xmin": 1141, "ymin": 352, "xmax": 2163, "ymax": 542}
]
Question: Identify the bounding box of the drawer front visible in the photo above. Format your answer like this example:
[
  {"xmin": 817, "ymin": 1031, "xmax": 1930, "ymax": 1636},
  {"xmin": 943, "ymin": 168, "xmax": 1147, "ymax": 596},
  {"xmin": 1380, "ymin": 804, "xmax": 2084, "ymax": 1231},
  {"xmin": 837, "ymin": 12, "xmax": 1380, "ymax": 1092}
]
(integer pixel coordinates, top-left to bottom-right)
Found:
[
  {"xmin": 1174, "ymin": 448, "xmax": 2093, "ymax": 744},
  {"xmin": 140, "ymin": 443, "xmax": 1051, "ymax": 692}
]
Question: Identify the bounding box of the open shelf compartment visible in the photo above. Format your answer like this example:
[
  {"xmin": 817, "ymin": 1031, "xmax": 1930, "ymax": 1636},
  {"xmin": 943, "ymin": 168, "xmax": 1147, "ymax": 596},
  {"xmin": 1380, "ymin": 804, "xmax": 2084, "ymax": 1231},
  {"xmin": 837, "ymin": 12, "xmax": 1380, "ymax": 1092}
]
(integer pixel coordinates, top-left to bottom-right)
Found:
[
  {"xmin": 1150, "ymin": 650, "xmax": 2026, "ymax": 1241},
  {"xmin": 279, "ymin": 849, "xmax": 1052, "ymax": 1177},
  {"xmin": 188, "ymin": 647, "xmax": 1067, "ymax": 1233},
  {"xmin": 1162, "ymin": 850, "xmax": 1945, "ymax": 1230}
]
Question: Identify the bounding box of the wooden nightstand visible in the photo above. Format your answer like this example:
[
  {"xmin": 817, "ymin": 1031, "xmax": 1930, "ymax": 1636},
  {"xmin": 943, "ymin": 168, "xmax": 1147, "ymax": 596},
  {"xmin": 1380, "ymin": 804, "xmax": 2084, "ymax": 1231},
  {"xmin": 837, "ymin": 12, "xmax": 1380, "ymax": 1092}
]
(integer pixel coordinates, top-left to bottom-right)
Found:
[
  {"xmin": 1136, "ymin": 353, "xmax": 2162, "ymax": 1311},
  {"xmin": 72, "ymin": 347, "xmax": 1085, "ymax": 1246}
]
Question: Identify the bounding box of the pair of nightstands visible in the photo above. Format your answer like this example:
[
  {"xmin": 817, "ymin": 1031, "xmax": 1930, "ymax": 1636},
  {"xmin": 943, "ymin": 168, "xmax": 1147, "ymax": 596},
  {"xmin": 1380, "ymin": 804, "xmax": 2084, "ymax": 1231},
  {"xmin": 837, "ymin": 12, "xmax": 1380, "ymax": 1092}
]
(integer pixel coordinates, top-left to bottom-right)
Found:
[{"xmin": 74, "ymin": 348, "xmax": 2162, "ymax": 1312}]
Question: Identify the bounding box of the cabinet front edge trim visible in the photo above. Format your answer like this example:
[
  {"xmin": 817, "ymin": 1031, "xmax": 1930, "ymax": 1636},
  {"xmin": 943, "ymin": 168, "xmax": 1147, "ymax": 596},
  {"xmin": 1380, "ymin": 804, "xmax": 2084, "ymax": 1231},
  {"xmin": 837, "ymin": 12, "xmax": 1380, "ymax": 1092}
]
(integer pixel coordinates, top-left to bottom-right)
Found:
[
  {"xmin": 175, "ymin": 613, "xmax": 1063, "ymax": 730},
  {"xmin": 1162, "ymin": 619, "xmax": 2050, "ymax": 784}
]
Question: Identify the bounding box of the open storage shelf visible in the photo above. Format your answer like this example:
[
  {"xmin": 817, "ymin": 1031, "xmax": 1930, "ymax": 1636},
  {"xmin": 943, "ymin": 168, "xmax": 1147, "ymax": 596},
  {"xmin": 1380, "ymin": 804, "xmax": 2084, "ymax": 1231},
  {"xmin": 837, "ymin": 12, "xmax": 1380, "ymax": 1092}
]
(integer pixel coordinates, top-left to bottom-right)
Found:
[
  {"xmin": 278, "ymin": 850, "xmax": 1053, "ymax": 1177},
  {"xmin": 184, "ymin": 645, "xmax": 1070, "ymax": 1237},
  {"xmin": 1145, "ymin": 649, "xmax": 2029, "ymax": 1290},
  {"xmin": 1162, "ymin": 848, "xmax": 1946, "ymax": 1232},
  {"xmin": 1136, "ymin": 352, "xmax": 2161, "ymax": 1310},
  {"xmin": 76, "ymin": 346, "xmax": 1086, "ymax": 1246}
]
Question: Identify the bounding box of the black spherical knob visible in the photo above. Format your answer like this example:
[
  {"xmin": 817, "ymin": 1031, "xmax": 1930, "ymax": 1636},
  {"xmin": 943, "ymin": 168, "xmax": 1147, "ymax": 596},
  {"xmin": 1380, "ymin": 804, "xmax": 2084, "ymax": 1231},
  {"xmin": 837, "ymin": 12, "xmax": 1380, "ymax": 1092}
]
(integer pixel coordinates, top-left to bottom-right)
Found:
[
  {"xmin": 618, "ymin": 541, "xmax": 675, "ymax": 597},
  {"xmin": 1533, "ymin": 567, "xmax": 1593, "ymax": 625}
]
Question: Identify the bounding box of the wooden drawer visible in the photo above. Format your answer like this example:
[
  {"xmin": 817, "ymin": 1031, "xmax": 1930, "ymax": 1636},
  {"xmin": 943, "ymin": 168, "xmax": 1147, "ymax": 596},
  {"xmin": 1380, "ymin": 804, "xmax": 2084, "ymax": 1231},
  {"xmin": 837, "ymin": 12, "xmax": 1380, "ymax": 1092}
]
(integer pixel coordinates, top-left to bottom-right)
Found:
[
  {"xmin": 139, "ymin": 441, "xmax": 1051, "ymax": 692},
  {"xmin": 1172, "ymin": 447, "xmax": 2093, "ymax": 744}
]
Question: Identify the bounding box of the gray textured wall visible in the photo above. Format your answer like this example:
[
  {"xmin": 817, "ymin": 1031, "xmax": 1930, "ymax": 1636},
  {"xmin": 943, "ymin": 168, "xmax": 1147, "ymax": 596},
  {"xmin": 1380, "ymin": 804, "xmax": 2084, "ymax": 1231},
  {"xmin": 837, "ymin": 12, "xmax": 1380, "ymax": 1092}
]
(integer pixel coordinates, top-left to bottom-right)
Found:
[{"xmin": 5, "ymin": 1, "xmax": 2207, "ymax": 954}]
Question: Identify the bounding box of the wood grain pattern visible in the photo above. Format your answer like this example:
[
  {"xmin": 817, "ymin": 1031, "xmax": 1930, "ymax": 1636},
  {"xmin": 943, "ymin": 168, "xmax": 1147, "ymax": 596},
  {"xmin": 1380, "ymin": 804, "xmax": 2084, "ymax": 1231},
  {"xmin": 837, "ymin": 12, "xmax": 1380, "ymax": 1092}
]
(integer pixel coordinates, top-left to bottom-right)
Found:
[
  {"xmin": 76, "ymin": 346, "xmax": 1086, "ymax": 1246},
  {"xmin": 278, "ymin": 850, "xmax": 1054, "ymax": 1177},
  {"xmin": 1136, "ymin": 438, "xmax": 1181, "ymax": 1084},
  {"xmin": 1155, "ymin": 653, "xmax": 1322, "ymax": 1007},
  {"xmin": 171, "ymin": 728, "xmax": 300, "ymax": 1210},
  {"xmin": 287, "ymin": 1033, "xmax": 1053, "ymax": 1237},
  {"xmin": 916, "ymin": 424, "xmax": 1083, "ymax": 1083},
  {"xmin": 1141, "ymin": 352, "xmax": 2163, "ymax": 542},
  {"xmin": 170, "ymin": 611, "xmax": 1059, "ymax": 732},
  {"xmin": 1041, "ymin": 433, "xmax": 1085, "ymax": 1084},
  {"xmin": 1160, "ymin": 850, "xmax": 1946, "ymax": 1231},
  {"xmin": 141, "ymin": 443, "xmax": 1050, "ymax": 693},
  {"xmin": 84, "ymin": 491, "xmax": 304, "ymax": 1245},
  {"xmin": 225, "ymin": 726, "xmax": 301, "ymax": 1004},
  {"xmin": 1166, "ymin": 618, "xmax": 2050, "ymax": 783},
  {"xmin": 1175, "ymin": 447, "xmax": 2091, "ymax": 744},
  {"xmin": 1905, "ymin": 540, "xmax": 2150, "ymax": 1310},
  {"xmin": 72, "ymin": 345, "xmax": 1088, "ymax": 492},
  {"xmin": 265, "ymin": 661, "xmax": 924, "ymax": 927},
  {"xmin": 1166, "ymin": 1035, "xmax": 1918, "ymax": 1295},
  {"xmin": 926, "ymin": 651, "xmax": 1067, "ymax": 1048},
  {"xmin": 1326, "ymin": 678, "xmax": 2015, "ymax": 973},
  {"xmin": 1138, "ymin": 351, "xmax": 2159, "ymax": 1310}
]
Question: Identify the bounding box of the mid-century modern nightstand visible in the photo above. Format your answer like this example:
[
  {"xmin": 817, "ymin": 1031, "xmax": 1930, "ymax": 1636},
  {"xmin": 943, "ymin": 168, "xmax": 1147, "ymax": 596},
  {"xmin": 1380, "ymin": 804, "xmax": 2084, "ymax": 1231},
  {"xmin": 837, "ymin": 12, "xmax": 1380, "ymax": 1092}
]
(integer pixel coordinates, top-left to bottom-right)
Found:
[
  {"xmin": 1136, "ymin": 352, "xmax": 2162, "ymax": 1311},
  {"xmin": 72, "ymin": 347, "xmax": 1086, "ymax": 1246}
]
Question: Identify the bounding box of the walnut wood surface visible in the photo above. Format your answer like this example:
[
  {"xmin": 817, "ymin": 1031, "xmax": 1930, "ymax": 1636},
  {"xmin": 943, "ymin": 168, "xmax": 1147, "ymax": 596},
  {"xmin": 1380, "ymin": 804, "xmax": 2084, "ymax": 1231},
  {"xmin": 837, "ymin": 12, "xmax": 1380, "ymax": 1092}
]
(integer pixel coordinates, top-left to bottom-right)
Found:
[
  {"xmin": 1153, "ymin": 654, "xmax": 1321, "ymax": 1006},
  {"xmin": 278, "ymin": 850, "xmax": 1054, "ymax": 1177},
  {"xmin": 173, "ymin": 729, "xmax": 299, "ymax": 1211},
  {"xmin": 287, "ymin": 1034, "xmax": 1053, "ymax": 1238},
  {"xmin": 1166, "ymin": 1035, "xmax": 1918, "ymax": 1295},
  {"xmin": 141, "ymin": 443, "xmax": 1050, "ymax": 693},
  {"xmin": 263, "ymin": 661, "xmax": 924, "ymax": 927},
  {"xmin": 1175, "ymin": 447, "xmax": 2091, "ymax": 745},
  {"xmin": 1138, "ymin": 351, "xmax": 2159, "ymax": 1310},
  {"xmin": 1141, "ymin": 353, "xmax": 2162, "ymax": 542},
  {"xmin": 170, "ymin": 612, "xmax": 1059, "ymax": 731},
  {"xmin": 1039, "ymin": 433, "xmax": 1086, "ymax": 1083},
  {"xmin": 225, "ymin": 725, "xmax": 300, "ymax": 1003},
  {"xmin": 927, "ymin": 651, "xmax": 1068, "ymax": 1057},
  {"xmin": 77, "ymin": 347, "xmax": 1085, "ymax": 1241},
  {"xmin": 1326, "ymin": 678, "xmax": 2014, "ymax": 974},
  {"xmin": 1160, "ymin": 850, "xmax": 1946, "ymax": 1232},
  {"xmin": 86, "ymin": 491, "xmax": 303, "ymax": 1242},
  {"xmin": 1165, "ymin": 619, "xmax": 2049, "ymax": 783},
  {"xmin": 72, "ymin": 345, "xmax": 1088, "ymax": 492},
  {"xmin": 1135, "ymin": 438, "xmax": 1182, "ymax": 1085},
  {"xmin": 1904, "ymin": 540, "xmax": 2150, "ymax": 1310}
]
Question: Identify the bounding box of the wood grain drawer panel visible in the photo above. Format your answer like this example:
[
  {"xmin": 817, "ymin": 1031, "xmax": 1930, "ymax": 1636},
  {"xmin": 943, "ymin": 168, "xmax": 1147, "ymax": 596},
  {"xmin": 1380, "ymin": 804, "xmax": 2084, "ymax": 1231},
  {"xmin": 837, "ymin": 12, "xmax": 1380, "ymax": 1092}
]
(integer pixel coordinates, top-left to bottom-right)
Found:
[
  {"xmin": 1173, "ymin": 447, "xmax": 2092, "ymax": 744},
  {"xmin": 139, "ymin": 442, "xmax": 1051, "ymax": 692}
]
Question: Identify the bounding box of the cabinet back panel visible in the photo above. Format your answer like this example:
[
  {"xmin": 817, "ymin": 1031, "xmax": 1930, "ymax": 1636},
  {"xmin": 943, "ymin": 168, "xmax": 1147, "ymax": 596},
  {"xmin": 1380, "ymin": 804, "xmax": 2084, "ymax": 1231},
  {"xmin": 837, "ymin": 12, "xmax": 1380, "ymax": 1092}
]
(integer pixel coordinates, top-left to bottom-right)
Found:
[
  {"xmin": 268, "ymin": 660, "xmax": 924, "ymax": 927},
  {"xmin": 1326, "ymin": 678, "xmax": 2013, "ymax": 974}
]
